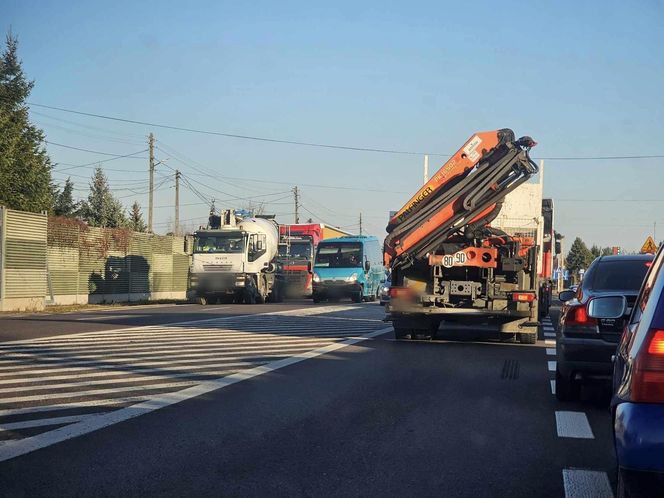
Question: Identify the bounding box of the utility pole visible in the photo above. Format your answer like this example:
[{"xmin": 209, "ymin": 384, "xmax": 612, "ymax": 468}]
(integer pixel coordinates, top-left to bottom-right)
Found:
[
  {"xmin": 293, "ymin": 186, "xmax": 300, "ymax": 224},
  {"xmin": 148, "ymin": 133, "xmax": 155, "ymax": 233},
  {"xmin": 175, "ymin": 170, "xmax": 181, "ymax": 236},
  {"xmin": 359, "ymin": 212, "xmax": 363, "ymax": 235},
  {"xmin": 423, "ymin": 154, "xmax": 429, "ymax": 184}
]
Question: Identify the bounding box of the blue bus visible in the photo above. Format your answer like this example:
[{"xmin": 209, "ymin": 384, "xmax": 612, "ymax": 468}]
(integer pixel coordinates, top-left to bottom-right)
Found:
[{"xmin": 312, "ymin": 235, "xmax": 385, "ymax": 303}]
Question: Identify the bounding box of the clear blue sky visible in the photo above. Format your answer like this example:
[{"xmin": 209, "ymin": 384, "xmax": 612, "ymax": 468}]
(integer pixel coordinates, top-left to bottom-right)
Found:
[{"xmin": 5, "ymin": 0, "xmax": 664, "ymax": 249}]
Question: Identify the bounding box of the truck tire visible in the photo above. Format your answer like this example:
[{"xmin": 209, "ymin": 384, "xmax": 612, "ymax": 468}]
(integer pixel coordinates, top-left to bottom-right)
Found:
[
  {"xmin": 555, "ymin": 367, "xmax": 579, "ymax": 402},
  {"xmin": 518, "ymin": 331, "xmax": 537, "ymax": 344},
  {"xmin": 394, "ymin": 327, "xmax": 410, "ymax": 340}
]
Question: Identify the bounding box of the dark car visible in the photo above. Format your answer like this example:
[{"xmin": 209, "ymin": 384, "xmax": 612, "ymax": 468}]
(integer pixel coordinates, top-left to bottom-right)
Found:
[
  {"xmin": 556, "ymin": 254, "xmax": 653, "ymax": 401},
  {"xmin": 609, "ymin": 246, "xmax": 664, "ymax": 496}
]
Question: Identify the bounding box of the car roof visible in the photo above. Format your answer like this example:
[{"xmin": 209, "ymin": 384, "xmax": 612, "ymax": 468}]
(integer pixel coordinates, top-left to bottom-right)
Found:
[{"xmin": 596, "ymin": 254, "xmax": 654, "ymax": 262}]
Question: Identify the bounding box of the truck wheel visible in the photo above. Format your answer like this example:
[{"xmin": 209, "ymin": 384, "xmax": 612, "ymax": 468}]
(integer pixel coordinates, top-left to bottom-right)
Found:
[
  {"xmin": 518, "ymin": 331, "xmax": 537, "ymax": 344},
  {"xmin": 394, "ymin": 327, "xmax": 410, "ymax": 340},
  {"xmin": 243, "ymin": 288, "xmax": 257, "ymax": 305},
  {"xmin": 555, "ymin": 367, "xmax": 579, "ymax": 402}
]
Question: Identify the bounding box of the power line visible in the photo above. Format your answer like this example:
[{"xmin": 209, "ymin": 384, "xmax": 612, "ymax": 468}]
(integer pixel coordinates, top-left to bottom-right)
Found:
[
  {"xmin": 27, "ymin": 102, "xmax": 664, "ymax": 161},
  {"xmin": 46, "ymin": 140, "xmax": 148, "ymax": 159},
  {"xmin": 27, "ymin": 102, "xmax": 449, "ymax": 156},
  {"xmin": 53, "ymin": 149, "xmax": 148, "ymax": 171}
]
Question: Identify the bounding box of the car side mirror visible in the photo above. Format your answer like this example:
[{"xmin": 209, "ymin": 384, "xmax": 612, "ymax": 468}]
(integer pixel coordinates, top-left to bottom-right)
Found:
[
  {"xmin": 364, "ymin": 260, "xmax": 370, "ymax": 272},
  {"xmin": 307, "ymin": 261, "xmax": 312, "ymax": 272},
  {"xmin": 558, "ymin": 290, "xmax": 576, "ymax": 302},
  {"xmin": 587, "ymin": 296, "xmax": 627, "ymax": 319}
]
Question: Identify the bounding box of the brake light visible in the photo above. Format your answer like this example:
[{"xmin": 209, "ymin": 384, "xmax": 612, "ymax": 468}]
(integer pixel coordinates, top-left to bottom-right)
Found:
[
  {"xmin": 631, "ymin": 329, "xmax": 664, "ymax": 403},
  {"xmin": 645, "ymin": 261, "xmax": 653, "ymax": 268},
  {"xmin": 389, "ymin": 287, "xmax": 412, "ymax": 299},
  {"xmin": 512, "ymin": 292, "xmax": 535, "ymax": 302},
  {"xmin": 563, "ymin": 302, "xmax": 598, "ymax": 328}
]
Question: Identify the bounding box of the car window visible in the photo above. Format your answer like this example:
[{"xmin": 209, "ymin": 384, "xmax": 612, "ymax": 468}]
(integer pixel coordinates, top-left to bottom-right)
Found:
[{"xmin": 590, "ymin": 259, "xmax": 651, "ymax": 291}]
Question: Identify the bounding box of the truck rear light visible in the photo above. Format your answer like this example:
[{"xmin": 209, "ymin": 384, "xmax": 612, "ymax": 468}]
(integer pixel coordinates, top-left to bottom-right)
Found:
[
  {"xmin": 389, "ymin": 287, "xmax": 413, "ymax": 299},
  {"xmin": 511, "ymin": 292, "xmax": 535, "ymax": 302},
  {"xmin": 630, "ymin": 329, "xmax": 664, "ymax": 403}
]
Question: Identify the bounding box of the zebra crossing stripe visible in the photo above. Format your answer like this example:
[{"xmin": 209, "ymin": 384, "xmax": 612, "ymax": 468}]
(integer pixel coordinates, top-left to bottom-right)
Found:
[{"xmin": 0, "ymin": 326, "xmax": 393, "ymax": 463}]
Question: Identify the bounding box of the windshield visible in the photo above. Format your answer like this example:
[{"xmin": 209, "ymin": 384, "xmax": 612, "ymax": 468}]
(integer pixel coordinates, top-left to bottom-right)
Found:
[
  {"xmin": 315, "ymin": 242, "xmax": 362, "ymax": 268},
  {"xmin": 278, "ymin": 242, "xmax": 311, "ymax": 259},
  {"xmin": 592, "ymin": 259, "xmax": 652, "ymax": 291},
  {"xmin": 194, "ymin": 233, "xmax": 244, "ymax": 254}
]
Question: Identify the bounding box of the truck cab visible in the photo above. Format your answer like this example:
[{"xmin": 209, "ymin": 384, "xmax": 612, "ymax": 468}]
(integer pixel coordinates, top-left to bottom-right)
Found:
[
  {"xmin": 190, "ymin": 212, "xmax": 281, "ymax": 304},
  {"xmin": 277, "ymin": 235, "xmax": 314, "ymax": 297},
  {"xmin": 312, "ymin": 236, "xmax": 385, "ymax": 303}
]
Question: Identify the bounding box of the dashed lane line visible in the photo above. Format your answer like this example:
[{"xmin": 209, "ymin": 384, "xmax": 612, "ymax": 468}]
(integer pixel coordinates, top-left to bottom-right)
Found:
[
  {"xmin": 550, "ymin": 380, "xmax": 556, "ymax": 395},
  {"xmin": 545, "ymin": 339, "xmax": 556, "ymax": 346},
  {"xmin": 546, "ymin": 348, "xmax": 556, "ymax": 356},
  {"xmin": 562, "ymin": 469, "xmax": 613, "ymax": 498},
  {"xmin": 548, "ymin": 361, "xmax": 557, "ymax": 372},
  {"xmin": 555, "ymin": 411, "xmax": 595, "ymax": 439},
  {"xmin": 0, "ymin": 326, "xmax": 393, "ymax": 463}
]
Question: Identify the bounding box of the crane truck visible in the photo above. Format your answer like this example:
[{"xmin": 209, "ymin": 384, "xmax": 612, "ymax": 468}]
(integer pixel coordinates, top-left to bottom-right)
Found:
[
  {"xmin": 384, "ymin": 129, "xmax": 541, "ymax": 343},
  {"xmin": 190, "ymin": 210, "xmax": 283, "ymax": 304}
]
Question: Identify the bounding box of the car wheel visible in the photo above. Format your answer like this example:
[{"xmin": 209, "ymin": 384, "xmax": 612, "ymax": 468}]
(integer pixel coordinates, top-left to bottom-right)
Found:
[
  {"xmin": 197, "ymin": 295, "xmax": 208, "ymax": 305},
  {"xmin": 351, "ymin": 291, "xmax": 362, "ymax": 303},
  {"xmin": 555, "ymin": 367, "xmax": 579, "ymax": 401}
]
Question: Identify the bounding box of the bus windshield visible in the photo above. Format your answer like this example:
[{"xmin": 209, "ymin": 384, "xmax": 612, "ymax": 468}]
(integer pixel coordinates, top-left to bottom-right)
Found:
[
  {"xmin": 194, "ymin": 233, "xmax": 244, "ymax": 254},
  {"xmin": 315, "ymin": 242, "xmax": 362, "ymax": 268}
]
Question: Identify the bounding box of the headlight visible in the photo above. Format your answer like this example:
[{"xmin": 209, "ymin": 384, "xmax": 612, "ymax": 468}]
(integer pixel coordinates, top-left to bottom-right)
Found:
[
  {"xmin": 382, "ymin": 286, "xmax": 390, "ymax": 292},
  {"xmin": 347, "ymin": 273, "xmax": 358, "ymax": 282},
  {"xmin": 313, "ymin": 273, "xmax": 321, "ymax": 283}
]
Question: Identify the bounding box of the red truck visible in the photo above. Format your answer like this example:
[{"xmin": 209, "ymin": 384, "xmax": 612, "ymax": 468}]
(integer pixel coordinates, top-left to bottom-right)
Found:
[{"xmin": 278, "ymin": 224, "xmax": 322, "ymax": 298}]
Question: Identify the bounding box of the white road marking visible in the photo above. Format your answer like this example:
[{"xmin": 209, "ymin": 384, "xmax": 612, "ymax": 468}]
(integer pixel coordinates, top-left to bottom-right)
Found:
[
  {"xmin": 0, "ymin": 357, "xmax": 268, "ymax": 379},
  {"xmin": 544, "ymin": 332, "xmax": 556, "ymax": 338},
  {"xmin": 0, "ymin": 396, "xmax": 154, "ymax": 418},
  {"xmin": 548, "ymin": 361, "xmax": 556, "ymax": 372},
  {"xmin": 546, "ymin": 348, "xmax": 556, "ymax": 356},
  {"xmin": 0, "ymin": 345, "xmax": 355, "ymax": 372},
  {"xmin": 555, "ymin": 411, "xmax": 594, "ymax": 439},
  {"xmin": 2, "ymin": 305, "xmax": 358, "ymax": 345},
  {"xmin": 545, "ymin": 339, "xmax": 556, "ymax": 346},
  {"xmin": 0, "ymin": 361, "xmax": 268, "ymax": 385},
  {"xmin": 0, "ymin": 326, "xmax": 393, "ymax": 462},
  {"xmin": 0, "ymin": 414, "xmax": 93, "ymax": 431},
  {"xmin": 550, "ymin": 380, "xmax": 556, "ymax": 394},
  {"xmin": 0, "ymin": 381, "xmax": 198, "ymax": 404},
  {"xmin": 75, "ymin": 315, "xmax": 135, "ymax": 321},
  {"xmin": 0, "ymin": 336, "xmax": 338, "ymax": 356},
  {"xmin": 562, "ymin": 469, "xmax": 613, "ymax": 498}
]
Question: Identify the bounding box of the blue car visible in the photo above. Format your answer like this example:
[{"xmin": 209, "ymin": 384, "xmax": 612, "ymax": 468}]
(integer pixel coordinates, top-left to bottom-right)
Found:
[
  {"xmin": 609, "ymin": 245, "xmax": 664, "ymax": 496},
  {"xmin": 312, "ymin": 236, "xmax": 385, "ymax": 303}
]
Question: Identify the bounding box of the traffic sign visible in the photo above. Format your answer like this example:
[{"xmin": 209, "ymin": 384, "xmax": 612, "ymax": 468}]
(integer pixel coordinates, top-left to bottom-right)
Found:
[{"xmin": 640, "ymin": 236, "xmax": 658, "ymax": 254}]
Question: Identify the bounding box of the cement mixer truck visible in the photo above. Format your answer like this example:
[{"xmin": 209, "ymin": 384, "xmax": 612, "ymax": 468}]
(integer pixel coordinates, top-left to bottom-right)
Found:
[{"xmin": 190, "ymin": 210, "xmax": 283, "ymax": 304}]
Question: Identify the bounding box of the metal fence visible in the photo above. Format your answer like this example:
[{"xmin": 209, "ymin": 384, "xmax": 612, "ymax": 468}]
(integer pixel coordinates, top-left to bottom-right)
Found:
[
  {"xmin": 0, "ymin": 207, "xmax": 48, "ymax": 311},
  {"xmin": 0, "ymin": 208, "xmax": 190, "ymax": 311}
]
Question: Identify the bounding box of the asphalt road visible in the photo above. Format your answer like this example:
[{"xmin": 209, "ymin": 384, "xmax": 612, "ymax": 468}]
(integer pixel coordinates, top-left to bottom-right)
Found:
[{"xmin": 0, "ymin": 301, "xmax": 617, "ymax": 497}]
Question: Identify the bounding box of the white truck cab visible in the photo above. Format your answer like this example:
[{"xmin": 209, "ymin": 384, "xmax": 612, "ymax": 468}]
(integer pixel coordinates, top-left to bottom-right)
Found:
[{"xmin": 190, "ymin": 211, "xmax": 282, "ymax": 304}]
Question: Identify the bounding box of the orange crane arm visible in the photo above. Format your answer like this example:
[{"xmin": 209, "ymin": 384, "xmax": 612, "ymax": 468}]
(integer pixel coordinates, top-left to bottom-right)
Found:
[{"xmin": 384, "ymin": 129, "xmax": 537, "ymax": 268}]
